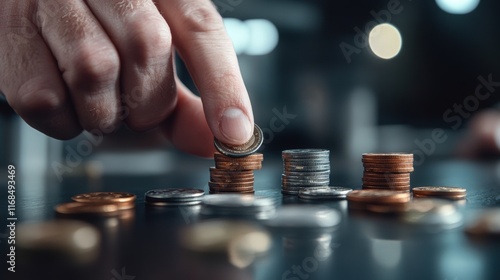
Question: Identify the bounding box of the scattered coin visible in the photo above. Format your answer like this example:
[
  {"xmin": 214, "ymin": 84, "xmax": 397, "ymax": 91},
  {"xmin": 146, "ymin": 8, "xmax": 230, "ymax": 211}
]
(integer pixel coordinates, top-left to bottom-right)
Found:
[
  {"xmin": 145, "ymin": 188, "xmax": 204, "ymax": 206},
  {"xmin": 55, "ymin": 202, "xmax": 120, "ymax": 216},
  {"xmin": 281, "ymin": 149, "xmax": 331, "ymax": 195},
  {"xmin": 71, "ymin": 192, "xmax": 136, "ymax": 210},
  {"xmin": 412, "ymin": 186, "xmax": 467, "ymax": 200},
  {"xmin": 347, "ymin": 190, "xmax": 410, "ymax": 203},
  {"xmin": 298, "ymin": 186, "xmax": 352, "ymax": 200},
  {"xmin": 214, "ymin": 124, "xmax": 264, "ymax": 157}
]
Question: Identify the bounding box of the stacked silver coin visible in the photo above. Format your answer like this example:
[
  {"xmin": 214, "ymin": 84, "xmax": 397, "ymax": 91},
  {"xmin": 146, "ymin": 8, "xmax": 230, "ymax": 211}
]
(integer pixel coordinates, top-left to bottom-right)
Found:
[
  {"xmin": 145, "ymin": 188, "xmax": 205, "ymax": 206},
  {"xmin": 281, "ymin": 149, "xmax": 331, "ymax": 195},
  {"xmin": 298, "ymin": 186, "xmax": 352, "ymax": 200}
]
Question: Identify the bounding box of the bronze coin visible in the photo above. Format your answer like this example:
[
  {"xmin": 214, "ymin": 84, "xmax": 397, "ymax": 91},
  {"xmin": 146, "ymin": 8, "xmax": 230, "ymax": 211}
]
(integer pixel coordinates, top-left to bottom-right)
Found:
[
  {"xmin": 214, "ymin": 153, "xmax": 264, "ymax": 162},
  {"xmin": 72, "ymin": 192, "xmax": 136, "ymax": 203},
  {"xmin": 363, "ymin": 172, "xmax": 411, "ymax": 178},
  {"xmin": 412, "ymin": 186, "xmax": 466, "ymax": 197},
  {"xmin": 215, "ymin": 162, "xmax": 262, "ymax": 170},
  {"xmin": 362, "ymin": 185, "xmax": 410, "ymax": 191},
  {"xmin": 412, "ymin": 194, "xmax": 466, "ymax": 200},
  {"xmin": 362, "ymin": 180, "xmax": 410, "ymax": 187},
  {"xmin": 347, "ymin": 189, "xmax": 410, "ymax": 203},
  {"xmin": 55, "ymin": 202, "xmax": 119, "ymax": 215},
  {"xmin": 209, "ymin": 186, "xmax": 255, "ymax": 192},
  {"xmin": 362, "ymin": 153, "xmax": 413, "ymax": 160},
  {"xmin": 208, "ymin": 182, "xmax": 254, "ymax": 188},
  {"xmin": 364, "ymin": 167, "xmax": 414, "ymax": 173},
  {"xmin": 210, "ymin": 177, "xmax": 255, "ymax": 184}
]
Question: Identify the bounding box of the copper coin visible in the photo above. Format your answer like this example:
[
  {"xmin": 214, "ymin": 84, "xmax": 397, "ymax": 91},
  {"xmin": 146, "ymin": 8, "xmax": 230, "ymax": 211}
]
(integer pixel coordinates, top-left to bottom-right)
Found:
[
  {"xmin": 412, "ymin": 186, "xmax": 466, "ymax": 197},
  {"xmin": 362, "ymin": 176, "xmax": 410, "ymax": 182},
  {"xmin": 362, "ymin": 153, "xmax": 413, "ymax": 160},
  {"xmin": 364, "ymin": 167, "xmax": 414, "ymax": 173},
  {"xmin": 209, "ymin": 182, "xmax": 254, "ymax": 188},
  {"xmin": 209, "ymin": 186, "xmax": 255, "ymax": 192},
  {"xmin": 72, "ymin": 192, "xmax": 136, "ymax": 203},
  {"xmin": 210, "ymin": 177, "xmax": 255, "ymax": 184},
  {"xmin": 214, "ymin": 153, "xmax": 264, "ymax": 162},
  {"xmin": 209, "ymin": 168, "xmax": 254, "ymax": 176},
  {"xmin": 363, "ymin": 172, "xmax": 411, "ymax": 178},
  {"xmin": 55, "ymin": 202, "xmax": 119, "ymax": 215},
  {"xmin": 362, "ymin": 163, "xmax": 414, "ymax": 169},
  {"xmin": 215, "ymin": 162, "xmax": 262, "ymax": 170},
  {"xmin": 209, "ymin": 190, "xmax": 255, "ymax": 194},
  {"xmin": 412, "ymin": 194, "xmax": 466, "ymax": 200},
  {"xmin": 347, "ymin": 189, "xmax": 410, "ymax": 203},
  {"xmin": 362, "ymin": 185, "xmax": 410, "ymax": 191},
  {"xmin": 362, "ymin": 180, "xmax": 410, "ymax": 187}
]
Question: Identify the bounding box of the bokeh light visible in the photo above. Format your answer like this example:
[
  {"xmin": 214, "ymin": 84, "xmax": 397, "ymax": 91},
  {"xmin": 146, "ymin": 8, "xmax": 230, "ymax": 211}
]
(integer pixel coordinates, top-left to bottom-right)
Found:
[
  {"xmin": 368, "ymin": 23, "xmax": 402, "ymax": 60},
  {"xmin": 436, "ymin": 0, "xmax": 480, "ymax": 14}
]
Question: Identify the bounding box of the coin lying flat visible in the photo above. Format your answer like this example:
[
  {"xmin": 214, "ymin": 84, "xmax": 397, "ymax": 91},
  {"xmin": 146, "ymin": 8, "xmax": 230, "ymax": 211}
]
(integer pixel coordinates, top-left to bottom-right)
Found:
[
  {"xmin": 55, "ymin": 202, "xmax": 120, "ymax": 215},
  {"xmin": 347, "ymin": 190, "xmax": 410, "ymax": 203},
  {"xmin": 299, "ymin": 186, "xmax": 352, "ymax": 200},
  {"xmin": 412, "ymin": 186, "xmax": 466, "ymax": 197},
  {"xmin": 72, "ymin": 192, "xmax": 136, "ymax": 203},
  {"xmin": 144, "ymin": 188, "xmax": 204, "ymax": 206},
  {"xmin": 214, "ymin": 124, "xmax": 264, "ymax": 157}
]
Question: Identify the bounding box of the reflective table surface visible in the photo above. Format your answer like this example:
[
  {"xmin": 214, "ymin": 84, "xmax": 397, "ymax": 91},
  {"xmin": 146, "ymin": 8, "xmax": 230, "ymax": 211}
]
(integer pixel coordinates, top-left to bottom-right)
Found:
[{"xmin": 2, "ymin": 155, "xmax": 500, "ymax": 280}]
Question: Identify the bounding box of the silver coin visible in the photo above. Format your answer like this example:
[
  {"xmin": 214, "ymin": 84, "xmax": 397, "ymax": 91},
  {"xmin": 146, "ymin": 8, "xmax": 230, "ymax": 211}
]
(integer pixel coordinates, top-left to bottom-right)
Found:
[
  {"xmin": 298, "ymin": 186, "xmax": 352, "ymax": 200},
  {"xmin": 282, "ymin": 181, "xmax": 330, "ymax": 187},
  {"xmin": 284, "ymin": 165, "xmax": 331, "ymax": 172},
  {"xmin": 266, "ymin": 205, "xmax": 341, "ymax": 229},
  {"xmin": 214, "ymin": 124, "xmax": 264, "ymax": 157},
  {"xmin": 282, "ymin": 149, "xmax": 330, "ymax": 158},
  {"xmin": 284, "ymin": 159, "xmax": 331, "ymax": 165},
  {"xmin": 281, "ymin": 189, "xmax": 300, "ymax": 195},
  {"xmin": 202, "ymin": 194, "xmax": 275, "ymax": 209},
  {"xmin": 284, "ymin": 170, "xmax": 331, "ymax": 177},
  {"xmin": 146, "ymin": 200, "xmax": 203, "ymax": 206},
  {"xmin": 145, "ymin": 188, "xmax": 205, "ymax": 202}
]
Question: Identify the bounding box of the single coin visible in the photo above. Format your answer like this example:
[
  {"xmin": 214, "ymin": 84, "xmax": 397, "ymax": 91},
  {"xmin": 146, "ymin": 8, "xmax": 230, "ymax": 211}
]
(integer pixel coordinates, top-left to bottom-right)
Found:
[
  {"xmin": 214, "ymin": 153, "xmax": 264, "ymax": 162},
  {"xmin": 362, "ymin": 163, "xmax": 414, "ymax": 169},
  {"xmin": 209, "ymin": 181, "xmax": 254, "ymax": 188},
  {"xmin": 72, "ymin": 192, "xmax": 136, "ymax": 203},
  {"xmin": 298, "ymin": 186, "xmax": 352, "ymax": 200},
  {"xmin": 412, "ymin": 186, "xmax": 466, "ymax": 197},
  {"xmin": 364, "ymin": 167, "xmax": 414, "ymax": 173},
  {"xmin": 214, "ymin": 124, "xmax": 264, "ymax": 157},
  {"xmin": 209, "ymin": 168, "xmax": 254, "ymax": 176},
  {"xmin": 413, "ymin": 194, "xmax": 466, "ymax": 200},
  {"xmin": 144, "ymin": 188, "xmax": 204, "ymax": 203},
  {"xmin": 465, "ymin": 209, "xmax": 500, "ymax": 238},
  {"xmin": 363, "ymin": 172, "xmax": 411, "ymax": 179},
  {"xmin": 282, "ymin": 149, "xmax": 330, "ymax": 158},
  {"xmin": 146, "ymin": 200, "xmax": 202, "ymax": 206},
  {"xmin": 362, "ymin": 153, "xmax": 413, "ymax": 160},
  {"xmin": 347, "ymin": 189, "xmax": 410, "ymax": 203},
  {"xmin": 215, "ymin": 162, "xmax": 262, "ymax": 170},
  {"xmin": 55, "ymin": 202, "xmax": 119, "ymax": 215},
  {"xmin": 362, "ymin": 180, "xmax": 410, "ymax": 187}
]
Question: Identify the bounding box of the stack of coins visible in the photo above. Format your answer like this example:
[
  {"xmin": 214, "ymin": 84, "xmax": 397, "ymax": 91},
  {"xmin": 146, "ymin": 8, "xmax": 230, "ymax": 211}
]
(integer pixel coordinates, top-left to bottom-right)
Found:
[
  {"xmin": 412, "ymin": 186, "xmax": 466, "ymax": 200},
  {"xmin": 347, "ymin": 189, "xmax": 411, "ymax": 214},
  {"xmin": 145, "ymin": 188, "xmax": 205, "ymax": 206},
  {"xmin": 362, "ymin": 153, "xmax": 414, "ymax": 192},
  {"xmin": 209, "ymin": 153, "xmax": 263, "ymax": 194},
  {"xmin": 211, "ymin": 124, "xmax": 264, "ymax": 194},
  {"xmin": 281, "ymin": 149, "xmax": 331, "ymax": 195},
  {"xmin": 55, "ymin": 192, "xmax": 136, "ymax": 216}
]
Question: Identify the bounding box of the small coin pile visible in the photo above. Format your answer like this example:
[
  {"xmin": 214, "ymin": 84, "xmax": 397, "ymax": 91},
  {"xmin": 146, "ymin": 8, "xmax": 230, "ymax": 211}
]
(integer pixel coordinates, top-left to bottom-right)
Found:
[
  {"xmin": 412, "ymin": 186, "xmax": 467, "ymax": 200},
  {"xmin": 55, "ymin": 192, "xmax": 136, "ymax": 216},
  {"xmin": 211, "ymin": 124, "xmax": 264, "ymax": 194},
  {"xmin": 281, "ymin": 149, "xmax": 331, "ymax": 195},
  {"xmin": 347, "ymin": 189, "xmax": 411, "ymax": 214},
  {"xmin": 209, "ymin": 153, "xmax": 263, "ymax": 194},
  {"xmin": 362, "ymin": 153, "xmax": 414, "ymax": 192},
  {"xmin": 145, "ymin": 188, "xmax": 204, "ymax": 206}
]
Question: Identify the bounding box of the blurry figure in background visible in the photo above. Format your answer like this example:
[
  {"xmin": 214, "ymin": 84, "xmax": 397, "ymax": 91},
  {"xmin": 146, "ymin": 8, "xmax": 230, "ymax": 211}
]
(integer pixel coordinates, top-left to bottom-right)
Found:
[{"xmin": 458, "ymin": 109, "xmax": 500, "ymax": 158}]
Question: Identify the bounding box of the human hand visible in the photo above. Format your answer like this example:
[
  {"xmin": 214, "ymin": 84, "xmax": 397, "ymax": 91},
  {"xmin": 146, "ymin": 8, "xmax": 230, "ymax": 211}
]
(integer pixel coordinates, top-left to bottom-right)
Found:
[{"xmin": 0, "ymin": 0, "xmax": 254, "ymax": 157}]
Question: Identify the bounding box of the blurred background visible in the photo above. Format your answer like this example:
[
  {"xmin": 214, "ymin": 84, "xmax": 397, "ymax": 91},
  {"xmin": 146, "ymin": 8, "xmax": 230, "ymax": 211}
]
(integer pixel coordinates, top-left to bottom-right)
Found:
[{"xmin": 1, "ymin": 0, "xmax": 500, "ymax": 184}]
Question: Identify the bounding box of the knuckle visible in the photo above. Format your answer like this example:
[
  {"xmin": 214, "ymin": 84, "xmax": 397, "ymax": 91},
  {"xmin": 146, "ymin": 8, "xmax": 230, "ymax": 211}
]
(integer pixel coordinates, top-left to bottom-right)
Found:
[
  {"xmin": 127, "ymin": 16, "xmax": 172, "ymax": 67},
  {"xmin": 65, "ymin": 45, "xmax": 120, "ymax": 92},
  {"xmin": 178, "ymin": 2, "xmax": 224, "ymax": 33},
  {"xmin": 12, "ymin": 86, "xmax": 64, "ymax": 119}
]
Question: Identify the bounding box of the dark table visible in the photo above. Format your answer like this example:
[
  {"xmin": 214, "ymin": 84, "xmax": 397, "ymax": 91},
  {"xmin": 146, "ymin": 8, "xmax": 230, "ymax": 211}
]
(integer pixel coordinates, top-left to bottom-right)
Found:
[{"xmin": 2, "ymin": 155, "xmax": 500, "ymax": 280}]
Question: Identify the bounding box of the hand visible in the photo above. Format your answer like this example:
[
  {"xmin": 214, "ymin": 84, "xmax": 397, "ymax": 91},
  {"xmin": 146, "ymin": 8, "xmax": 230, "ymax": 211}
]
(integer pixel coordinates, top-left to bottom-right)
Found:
[{"xmin": 0, "ymin": 0, "xmax": 254, "ymax": 157}]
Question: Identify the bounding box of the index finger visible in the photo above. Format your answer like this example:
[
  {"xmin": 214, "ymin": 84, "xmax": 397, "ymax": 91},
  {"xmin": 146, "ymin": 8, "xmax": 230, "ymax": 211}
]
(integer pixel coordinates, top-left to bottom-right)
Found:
[{"xmin": 158, "ymin": 0, "xmax": 254, "ymax": 145}]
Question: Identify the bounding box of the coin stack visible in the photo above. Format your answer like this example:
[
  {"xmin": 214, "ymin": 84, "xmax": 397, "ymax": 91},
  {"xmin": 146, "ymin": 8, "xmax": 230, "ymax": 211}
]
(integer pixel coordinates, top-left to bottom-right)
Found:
[
  {"xmin": 361, "ymin": 153, "xmax": 414, "ymax": 192},
  {"xmin": 281, "ymin": 149, "xmax": 331, "ymax": 195},
  {"xmin": 208, "ymin": 153, "xmax": 263, "ymax": 194}
]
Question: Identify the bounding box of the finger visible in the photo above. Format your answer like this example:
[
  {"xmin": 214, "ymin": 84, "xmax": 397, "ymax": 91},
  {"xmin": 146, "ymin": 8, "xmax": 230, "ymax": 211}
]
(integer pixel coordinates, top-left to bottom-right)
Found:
[
  {"xmin": 85, "ymin": 0, "xmax": 176, "ymax": 131},
  {"xmin": 158, "ymin": 0, "xmax": 255, "ymax": 145},
  {"xmin": 162, "ymin": 79, "xmax": 215, "ymax": 157},
  {"xmin": 37, "ymin": 0, "xmax": 121, "ymax": 132},
  {"xmin": 0, "ymin": 2, "xmax": 81, "ymax": 139}
]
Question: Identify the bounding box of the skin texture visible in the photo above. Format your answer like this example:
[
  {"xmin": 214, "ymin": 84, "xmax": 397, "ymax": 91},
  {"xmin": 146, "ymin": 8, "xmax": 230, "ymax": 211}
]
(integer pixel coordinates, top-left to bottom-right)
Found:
[{"xmin": 0, "ymin": 0, "xmax": 254, "ymax": 157}]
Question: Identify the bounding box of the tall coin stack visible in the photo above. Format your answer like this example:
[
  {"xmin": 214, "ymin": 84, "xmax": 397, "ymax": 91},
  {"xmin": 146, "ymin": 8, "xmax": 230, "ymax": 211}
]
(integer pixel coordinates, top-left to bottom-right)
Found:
[
  {"xmin": 209, "ymin": 153, "xmax": 263, "ymax": 194},
  {"xmin": 281, "ymin": 149, "xmax": 331, "ymax": 195},
  {"xmin": 361, "ymin": 153, "xmax": 414, "ymax": 192}
]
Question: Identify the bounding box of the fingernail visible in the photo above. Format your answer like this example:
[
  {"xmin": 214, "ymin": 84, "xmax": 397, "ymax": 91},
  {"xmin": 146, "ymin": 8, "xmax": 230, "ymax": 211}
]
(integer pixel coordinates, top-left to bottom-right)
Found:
[{"xmin": 220, "ymin": 107, "xmax": 253, "ymax": 144}]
